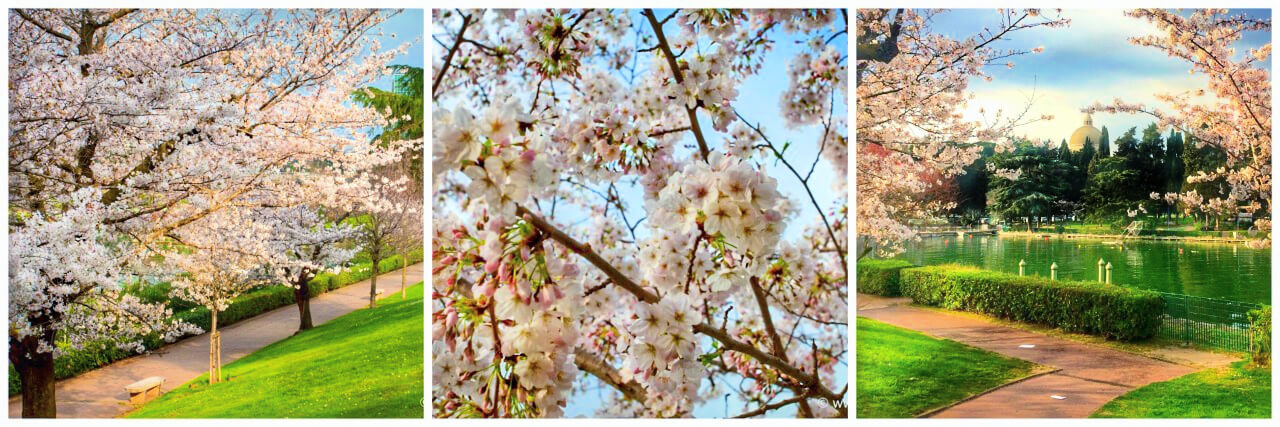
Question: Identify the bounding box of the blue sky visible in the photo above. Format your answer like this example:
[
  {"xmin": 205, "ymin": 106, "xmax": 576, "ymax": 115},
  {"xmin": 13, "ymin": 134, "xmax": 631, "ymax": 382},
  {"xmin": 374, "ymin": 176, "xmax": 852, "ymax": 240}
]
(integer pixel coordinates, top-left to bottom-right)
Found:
[
  {"xmin": 369, "ymin": 9, "xmax": 424, "ymax": 91},
  {"xmin": 926, "ymin": 9, "xmax": 1270, "ymax": 144}
]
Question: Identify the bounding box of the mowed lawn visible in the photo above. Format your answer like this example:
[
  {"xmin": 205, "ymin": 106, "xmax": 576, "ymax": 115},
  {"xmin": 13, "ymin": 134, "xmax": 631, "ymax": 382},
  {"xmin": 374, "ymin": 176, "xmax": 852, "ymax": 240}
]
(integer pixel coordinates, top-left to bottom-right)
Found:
[
  {"xmin": 1092, "ymin": 360, "xmax": 1271, "ymax": 418},
  {"xmin": 856, "ymin": 317, "xmax": 1037, "ymax": 418},
  {"xmin": 129, "ymin": 282, "xmax": 425, "ymax": 418}
]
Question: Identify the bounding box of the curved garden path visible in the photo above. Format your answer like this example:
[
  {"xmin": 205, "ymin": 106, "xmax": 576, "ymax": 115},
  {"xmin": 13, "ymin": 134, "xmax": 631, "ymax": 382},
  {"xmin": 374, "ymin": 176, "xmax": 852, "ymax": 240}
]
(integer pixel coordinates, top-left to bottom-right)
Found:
[
  {"xmin": 858, "ymin": 293, "xmax": 1235, "ymax": 418},
  {"xmin": 9, "ymin": 263, "xmax": 424, "ymax": 418}
]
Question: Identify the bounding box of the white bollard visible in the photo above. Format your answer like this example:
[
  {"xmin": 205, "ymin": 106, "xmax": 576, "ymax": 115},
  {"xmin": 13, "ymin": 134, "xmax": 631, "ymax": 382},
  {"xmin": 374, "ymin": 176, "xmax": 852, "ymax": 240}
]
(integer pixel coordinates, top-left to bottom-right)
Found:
[
  {"xmin": 1019, "ymin": 259, "xmax": 1026, "ymax": 276},
  {"xmin": 1098, "ymin": 258, "xmax": 1105, "ymax": 282},
  {"xmin": 1105, "ymin": 262, "xmax": 1113, "ymax": 284},
  {"xmin": 1051, "ymin": 262, "xmax": 1058, "ymax": 280}
]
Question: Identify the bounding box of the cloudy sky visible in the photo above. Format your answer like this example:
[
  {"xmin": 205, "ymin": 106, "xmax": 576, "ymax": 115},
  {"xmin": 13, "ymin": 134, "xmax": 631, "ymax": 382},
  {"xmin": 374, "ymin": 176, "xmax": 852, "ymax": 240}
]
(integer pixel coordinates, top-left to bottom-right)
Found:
[{"xmin": 928, "ymin": 9, "xmax": 1271, "ymax": 143}]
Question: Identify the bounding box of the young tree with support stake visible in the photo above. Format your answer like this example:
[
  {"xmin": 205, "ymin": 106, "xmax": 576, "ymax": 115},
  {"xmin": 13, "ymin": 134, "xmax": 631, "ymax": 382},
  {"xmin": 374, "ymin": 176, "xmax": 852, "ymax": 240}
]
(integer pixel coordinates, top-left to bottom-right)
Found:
[{"xmin": 166, "ymin": 207, "xmax": 278, "ymax": 384}]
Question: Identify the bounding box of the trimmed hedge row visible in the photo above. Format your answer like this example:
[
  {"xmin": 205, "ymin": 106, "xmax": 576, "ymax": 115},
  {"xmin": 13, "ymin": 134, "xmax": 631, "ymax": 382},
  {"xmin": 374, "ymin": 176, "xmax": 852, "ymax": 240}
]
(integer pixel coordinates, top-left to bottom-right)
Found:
[
  {"xmin": 900, "ymin": 264, "xmax": 1164, "ymax": 341},
  {"xmin": 1248, "ymin": 306, "xmax": 1271, "ymax": 366},
  {"xmin": 856, "ymin": 259, "xmax": 915, "ymax": 296},
  {"xmin": 8, "ymin": 248, "xmax": 424, "ymax": 396}
]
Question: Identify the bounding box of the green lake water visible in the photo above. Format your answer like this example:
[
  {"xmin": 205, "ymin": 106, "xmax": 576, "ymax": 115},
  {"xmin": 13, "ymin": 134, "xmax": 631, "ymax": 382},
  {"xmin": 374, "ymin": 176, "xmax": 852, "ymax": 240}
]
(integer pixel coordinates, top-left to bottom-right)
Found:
[{"xmin": 893, "ymin": 235, "xmax": 1271, "ymax": 305}]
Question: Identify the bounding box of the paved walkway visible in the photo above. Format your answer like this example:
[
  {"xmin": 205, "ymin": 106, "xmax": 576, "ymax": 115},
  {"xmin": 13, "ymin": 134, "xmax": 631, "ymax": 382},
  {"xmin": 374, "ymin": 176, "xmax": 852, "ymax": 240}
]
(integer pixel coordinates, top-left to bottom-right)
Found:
[
  {"xmin": 9, "ymin": 263, "xmax": 425, "ymax": 418},
  {"xmin": 858, "ymin": 293, "xmax": 1231, "ymax": 418}
]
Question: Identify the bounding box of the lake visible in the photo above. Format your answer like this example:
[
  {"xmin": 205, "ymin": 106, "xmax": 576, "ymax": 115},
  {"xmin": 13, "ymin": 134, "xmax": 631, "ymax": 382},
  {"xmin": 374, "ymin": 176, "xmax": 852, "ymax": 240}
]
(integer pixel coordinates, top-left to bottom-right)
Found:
[{"xmin": 893, "ymin": 234, "xmax": 1271, "ymax": 305}]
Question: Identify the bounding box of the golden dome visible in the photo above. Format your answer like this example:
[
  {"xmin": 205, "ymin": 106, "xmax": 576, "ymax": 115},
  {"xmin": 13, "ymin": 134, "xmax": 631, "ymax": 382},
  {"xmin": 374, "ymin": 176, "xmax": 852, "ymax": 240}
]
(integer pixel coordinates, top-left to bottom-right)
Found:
[{"xmin": 1068, "ymin": 113, "xmax": 1102, "ymax": 151}]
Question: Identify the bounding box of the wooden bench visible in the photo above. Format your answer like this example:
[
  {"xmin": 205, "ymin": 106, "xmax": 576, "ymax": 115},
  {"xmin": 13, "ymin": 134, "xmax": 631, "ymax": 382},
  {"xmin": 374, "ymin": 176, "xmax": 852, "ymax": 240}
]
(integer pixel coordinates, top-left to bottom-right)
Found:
[{"xmin": 125, "ymin": 376, "xmax": 165, "ymax": 405}]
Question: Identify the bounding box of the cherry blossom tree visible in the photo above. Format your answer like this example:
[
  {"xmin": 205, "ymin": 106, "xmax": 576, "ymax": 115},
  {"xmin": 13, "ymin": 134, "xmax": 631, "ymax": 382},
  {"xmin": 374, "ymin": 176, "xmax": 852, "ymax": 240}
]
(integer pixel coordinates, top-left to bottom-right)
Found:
[
  {"xmin": 165, "ymin": 207, "xmax": 278, "ymax": 384},
  {"xmin": 260, "ymin": 206, "xmax": 360, "ymax": 331},
  {"xmin": 8, "ymin": 8, "xmax": 411, "ymax": 416},
  {"xmin": 354, "ymin": 165, "xmax": 422, "ymax": 308},
  {"xmin": 8, "ymin": 189, "xmax": 199, "ymax": 416},
  {"xmin": 855, "ymin": 8, "xmax": 1068, "ymax": 257},
  {"xmin": 432, "ymin": 9, "xmax": 847, "ymax": 418},
  {"xmin": 1086, "ymin": 9, "xmax": 1271, "ymax": 246}
]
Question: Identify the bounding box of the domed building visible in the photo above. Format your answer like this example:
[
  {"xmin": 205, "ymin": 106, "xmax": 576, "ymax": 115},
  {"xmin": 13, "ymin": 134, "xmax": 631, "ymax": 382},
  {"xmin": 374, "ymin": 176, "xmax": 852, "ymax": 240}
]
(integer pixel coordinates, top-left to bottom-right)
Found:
[{"xmin": 1068, "ymin": 113, "xmax": 1103, "ymax": 152}]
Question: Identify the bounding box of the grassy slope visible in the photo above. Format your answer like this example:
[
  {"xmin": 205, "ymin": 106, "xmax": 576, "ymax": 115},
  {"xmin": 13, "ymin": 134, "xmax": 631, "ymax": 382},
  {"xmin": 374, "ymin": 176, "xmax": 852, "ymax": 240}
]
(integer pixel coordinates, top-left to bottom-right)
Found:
[
  {"xmin": 856, "ymin": 317, "xmax": 1037, "ymax": 418},
  {"xmin": 1091, "ymin": 360, "xmax": 1271, "ymax": 418},
  {"xmin": 128, "ymin": 282, "xmax": 425, "ymax": 418}
]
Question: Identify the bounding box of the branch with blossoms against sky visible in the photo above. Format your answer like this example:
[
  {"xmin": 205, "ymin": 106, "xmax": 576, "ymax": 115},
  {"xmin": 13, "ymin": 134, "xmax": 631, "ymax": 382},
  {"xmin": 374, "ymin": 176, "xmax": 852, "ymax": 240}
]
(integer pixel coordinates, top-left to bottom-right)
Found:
[
  {"xmin": 1084, "ymin": 8, "xmax": 1271, "ymax": 247},
  {"xmin": 855, "ymin": 8, "xmax": 1069, "ymax": 258},
  {"xmin": 432, "ymin": 8, "xmax": 847, "ymax": 418}
]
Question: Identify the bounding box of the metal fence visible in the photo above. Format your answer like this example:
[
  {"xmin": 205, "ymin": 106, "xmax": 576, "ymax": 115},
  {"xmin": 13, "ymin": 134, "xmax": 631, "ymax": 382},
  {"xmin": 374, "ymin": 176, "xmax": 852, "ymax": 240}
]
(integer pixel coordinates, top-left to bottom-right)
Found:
[{"xmin": 1155, "ymin": 292, "xmax": 1265, "ymax": 352}]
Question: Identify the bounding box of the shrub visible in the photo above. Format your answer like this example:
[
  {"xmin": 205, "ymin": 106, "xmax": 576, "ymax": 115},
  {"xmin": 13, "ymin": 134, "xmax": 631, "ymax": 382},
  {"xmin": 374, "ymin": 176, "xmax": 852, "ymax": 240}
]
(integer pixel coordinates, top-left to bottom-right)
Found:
[
  {"xmin": 900, "ymin": 264, "xmax": 1164, "ymax": 341},
  {"xmin": 1248, "ymin": 306, "xmax": 1271, "ymax": 366},
  {"xmin": 856, "ymin": 259, "xmax": 915, "ymax": 296}
]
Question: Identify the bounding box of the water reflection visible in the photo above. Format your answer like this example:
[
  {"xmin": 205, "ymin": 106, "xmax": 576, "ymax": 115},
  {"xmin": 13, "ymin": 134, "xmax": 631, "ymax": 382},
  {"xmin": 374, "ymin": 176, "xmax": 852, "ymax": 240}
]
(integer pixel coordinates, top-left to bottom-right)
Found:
[{"xmin": 892, "ymin": 235, "xmax": 1271, "ymax": 304}]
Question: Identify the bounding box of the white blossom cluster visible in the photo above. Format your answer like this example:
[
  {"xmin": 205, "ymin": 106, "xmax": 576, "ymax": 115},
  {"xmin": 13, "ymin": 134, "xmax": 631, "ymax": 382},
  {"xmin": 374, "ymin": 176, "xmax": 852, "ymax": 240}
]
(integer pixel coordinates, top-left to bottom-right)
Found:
[
  {"xmin": 8, "ymin": 189, "xmax": 198, "ymax": 355},
  {"xmin": 620, "ymin": 295, "xmax": 705, "ymax": 416},
  {"xmin": 645, "ymin": 152, "xmax": 788, "ymax": 258},
  {"xmin": 780, "ymin": 45, "xmax": 846, "ymax": 128}
]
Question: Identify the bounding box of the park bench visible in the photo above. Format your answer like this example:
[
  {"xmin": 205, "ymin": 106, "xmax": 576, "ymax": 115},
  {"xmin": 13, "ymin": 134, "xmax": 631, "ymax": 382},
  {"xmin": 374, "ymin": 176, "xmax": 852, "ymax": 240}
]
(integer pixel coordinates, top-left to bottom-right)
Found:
[{"xmin": 125, "ymin": 376, "xmax": 165, "ymax": 405}]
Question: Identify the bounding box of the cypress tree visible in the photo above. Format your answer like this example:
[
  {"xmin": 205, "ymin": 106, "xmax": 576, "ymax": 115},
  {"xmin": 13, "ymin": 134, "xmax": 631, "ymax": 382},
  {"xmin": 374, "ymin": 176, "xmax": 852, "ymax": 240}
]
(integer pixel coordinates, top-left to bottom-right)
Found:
[{"xmin": 1098, "ymin": 125, "xmax": 1111, "ymax": 157}]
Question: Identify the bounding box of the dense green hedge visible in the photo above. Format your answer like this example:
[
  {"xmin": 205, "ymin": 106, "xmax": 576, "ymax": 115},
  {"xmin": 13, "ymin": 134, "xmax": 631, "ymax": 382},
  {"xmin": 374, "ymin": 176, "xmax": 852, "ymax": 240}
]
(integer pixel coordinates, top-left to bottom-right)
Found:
[
  {"xmin": 856, "ymin": 259, "xmax": 915, "ymax": 296},
  {"xmin": 1248, "ymin": 306, "xmax": 1271, "ymax": 366},
  {"xmin": 900, "ymin": 264, "xmax": 1164, "ymax": 341},
  {"xmin": 8, "ymin": 248, "xmax": 423, "ymax": 396}
]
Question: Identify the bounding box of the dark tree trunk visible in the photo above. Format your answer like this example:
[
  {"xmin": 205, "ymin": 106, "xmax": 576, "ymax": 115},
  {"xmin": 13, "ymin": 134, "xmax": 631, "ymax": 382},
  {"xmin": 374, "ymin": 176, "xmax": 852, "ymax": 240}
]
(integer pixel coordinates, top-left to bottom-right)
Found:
[
  {"xmin": 294, "ymin": 275, "xmax": 313, "ymax": 332},
  {"xmin": 11, "ymin": 333, "xmax": 57, "ymax": 418}
]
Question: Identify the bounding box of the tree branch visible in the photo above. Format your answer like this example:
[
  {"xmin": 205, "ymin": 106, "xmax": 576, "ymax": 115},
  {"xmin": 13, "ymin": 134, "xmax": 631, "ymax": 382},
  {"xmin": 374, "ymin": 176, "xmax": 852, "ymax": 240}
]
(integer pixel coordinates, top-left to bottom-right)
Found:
[
  {"xmin": 736, "ymin": 111, "xmax": 847, "ymax": 269},
  {"xmin": 642, "ymin": 9, "xmax": 711, "ymax": 161},
  {"xmin": 516, "ymin": 205, "xmax": 844, "ymax": 405},
  {"xmin": 15, "ymin": 9, "xmax": 73, "ymax": 42},
  {"xmin": 573, "ymin": 349, "xmax": 647, "ymax": 402},
  {"xmin": 433, "ymin": 12, "xmax": 473, "ymax": 101}
]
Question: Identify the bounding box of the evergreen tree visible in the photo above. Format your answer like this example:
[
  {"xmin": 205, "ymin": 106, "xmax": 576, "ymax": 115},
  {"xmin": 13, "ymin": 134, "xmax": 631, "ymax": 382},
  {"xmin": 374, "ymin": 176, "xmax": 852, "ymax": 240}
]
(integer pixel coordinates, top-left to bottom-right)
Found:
[
  {"xmin": 353, "ymin": 65, "xmax": 424, "ymax": 184},
  {"xmin": 1068, "ymin": 139, "xmax": 1096, "ymax": 204},
  {"xmin": 1137, "ymin": 123, "xmax": 1168, "ymax": 216},
  {"xmin": 1114, "ymin": 127, "xmax": 1139, "ymax": 158},
  {"xmin": 951, "ymin": 143, "xmax": 996, "ymax": 219},
  {"xmin": 1083, "ymin": 156, "xmax": 1144, "ymax": 221},
  {"xmin": 1098, "ymin": 125, "xmax": 1111, "ymax": 157},
  {"xmin": 1164, "ymin": 129, "xmax": 1186, "ymax": 211},
  {"xmin": 987, "ymin": 143, "xmax": 1076, "ymax": 230}
]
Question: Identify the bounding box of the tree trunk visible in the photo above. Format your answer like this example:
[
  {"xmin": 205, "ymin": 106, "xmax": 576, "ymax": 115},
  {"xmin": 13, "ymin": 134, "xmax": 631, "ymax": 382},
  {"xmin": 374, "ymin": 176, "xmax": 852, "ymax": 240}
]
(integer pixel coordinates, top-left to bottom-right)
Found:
[
  {"xmin": 11, "ymin": 333, "xmax": 56, "ymax": 418},
  {"xmin": 401, "ymin": 251, "xmax": 407, "ymax": 299},
  {"xmin": 369, "ymin": 250, "xmax": 380, "ymax": 308},
  {"xmin": 294, "ymin": 272, "xmax": 313, "ymax": 332},
  {"xmin": 209, "ymin": 310, "xmax": 220, "ymax": 384}
]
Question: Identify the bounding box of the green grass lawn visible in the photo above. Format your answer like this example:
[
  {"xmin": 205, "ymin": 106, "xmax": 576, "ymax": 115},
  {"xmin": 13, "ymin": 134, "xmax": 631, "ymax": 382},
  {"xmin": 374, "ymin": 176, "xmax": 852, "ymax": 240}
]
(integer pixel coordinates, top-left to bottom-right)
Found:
[
  {"xmin": 1091, "ymin": 360, "xmax": 1271, "ymax": 418},
  {"xmin": 856, "ymin": 317, "xmax": 1038, "ymax": 418},
  {"xmin": 128, "ymin": 282, "xmax": 425, "ymax": 418}
]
